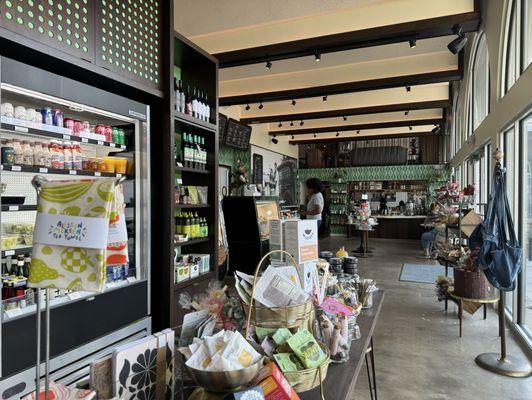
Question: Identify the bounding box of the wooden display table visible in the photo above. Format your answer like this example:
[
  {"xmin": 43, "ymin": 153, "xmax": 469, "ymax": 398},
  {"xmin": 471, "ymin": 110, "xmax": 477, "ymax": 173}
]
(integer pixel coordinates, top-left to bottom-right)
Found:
[{"xmin": 300, "ymin": 290, "xmax": 385, "ymax": 400}]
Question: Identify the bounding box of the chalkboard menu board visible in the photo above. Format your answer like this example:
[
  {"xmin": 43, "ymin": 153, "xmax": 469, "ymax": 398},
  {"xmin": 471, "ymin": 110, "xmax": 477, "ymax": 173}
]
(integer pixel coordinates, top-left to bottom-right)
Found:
[
  {"xmin": 252, "ymin": 153, "xmax": 263, "ymax": 184},
  {"xmin": 219, "ymin": 113, "xmax": 228, "ymax": 146},
  {"xmin": 225, "ymin": 118, "xmax": 252, "ymax": 150}
]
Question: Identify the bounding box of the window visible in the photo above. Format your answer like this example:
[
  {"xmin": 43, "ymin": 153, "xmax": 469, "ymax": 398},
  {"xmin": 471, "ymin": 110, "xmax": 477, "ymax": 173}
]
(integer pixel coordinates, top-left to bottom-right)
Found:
[
  {"xmin": 501, "ymin": 127, "xmax": 517, "ymax": 316},
  {"xmin": 454, "ymin": 95, "xmax": 462, "ymax": 156},
  {"xmin": 471, "ymin": 34, "xmax": 489, "ymax": 131},
  {"xmin": 451, "ymin": 92, "xmax": 459, "ymax": 157},
  {"xmin": 523, "ymin": 0, "xmax": 531, "ymax": 71},
  {"xmin": 503, "ymin": 0, "xmax": 519, "ymax": 94},
  {"xmin": 519, "ymin": 112, "xmax": 532, "ymax": 340}
]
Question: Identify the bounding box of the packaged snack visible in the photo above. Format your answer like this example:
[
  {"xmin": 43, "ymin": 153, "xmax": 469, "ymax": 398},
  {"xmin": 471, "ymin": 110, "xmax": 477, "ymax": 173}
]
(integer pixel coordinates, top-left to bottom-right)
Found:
[
  {"xmin": 272, "ymin": 353, "xmax": 299, "ymax": 373},
  {"xmin": 287, "ymin": 329, "xmax": 327, "ymax": 369},
  {"xmin": 272, "ymin": 328, "xmax": 292, "ymax": 346},
  {"xmin": 251, "ymin": 362, "xmax": 301, "ymax": 400}
]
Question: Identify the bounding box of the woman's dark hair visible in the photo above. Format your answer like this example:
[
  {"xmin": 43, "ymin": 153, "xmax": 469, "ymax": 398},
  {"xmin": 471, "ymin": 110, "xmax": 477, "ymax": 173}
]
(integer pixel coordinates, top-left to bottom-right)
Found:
[{"xmin": 306, "ymin": 178, "xmax": 324, "ymax": 193}]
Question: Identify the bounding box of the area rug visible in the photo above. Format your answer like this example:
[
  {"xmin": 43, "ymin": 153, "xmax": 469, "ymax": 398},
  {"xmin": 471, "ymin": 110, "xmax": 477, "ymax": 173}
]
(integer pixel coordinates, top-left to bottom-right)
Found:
[{"xmin": 399, "ymin": 263, "xmax": 453, "ymax": 284}]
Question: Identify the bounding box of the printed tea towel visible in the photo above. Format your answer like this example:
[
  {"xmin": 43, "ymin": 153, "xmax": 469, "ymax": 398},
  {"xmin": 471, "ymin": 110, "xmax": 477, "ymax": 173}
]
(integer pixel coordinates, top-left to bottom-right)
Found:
[{"xmin": 29, "ymin": 178, "xmax": 116, "ymax": 292}]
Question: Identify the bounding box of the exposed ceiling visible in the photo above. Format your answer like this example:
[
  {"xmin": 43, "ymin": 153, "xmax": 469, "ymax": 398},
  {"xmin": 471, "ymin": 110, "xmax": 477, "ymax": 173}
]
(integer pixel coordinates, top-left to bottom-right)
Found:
[{"xmin": 174, "ymin": 0, "xmax": 479, "ymax": 144}]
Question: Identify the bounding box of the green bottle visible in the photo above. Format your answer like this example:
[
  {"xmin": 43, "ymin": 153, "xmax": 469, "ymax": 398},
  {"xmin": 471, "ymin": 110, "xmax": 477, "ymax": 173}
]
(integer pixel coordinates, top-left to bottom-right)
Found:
[
  {"xmin": 201, "ymin": 217, "xmax": 208, "ymax": 237},
  {"xmin": 184, "ymin": 213, "xmax": 191, "ymax": 238},
  {"xmin": 193, "ymin": 212, "xmax": 200, "ymax": 238},
  {"xmin": 176, "ymin": 212, "xmax": 182, "ymax": 235}
]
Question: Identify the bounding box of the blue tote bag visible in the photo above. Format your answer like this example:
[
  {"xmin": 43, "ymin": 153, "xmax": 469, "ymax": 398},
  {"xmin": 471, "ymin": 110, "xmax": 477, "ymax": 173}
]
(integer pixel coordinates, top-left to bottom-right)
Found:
[{"xmin": 469, "ymin": 163, "xmax": 521, "ymax": 292}]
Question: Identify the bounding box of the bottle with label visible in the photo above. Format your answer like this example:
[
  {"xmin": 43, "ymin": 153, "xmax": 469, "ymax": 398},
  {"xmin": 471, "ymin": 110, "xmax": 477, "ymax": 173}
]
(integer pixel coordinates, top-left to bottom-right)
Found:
[
  {"xmin": 1, "ymin": 257, "xmax": 8, "ymax": 275},
  {"xmin": 17, "ymin": 256, "xmax": 25, "ymax": 277},
  {"xmin": 179, "ymin": 80, "xmax": 185, "ymax": 113},
  {"xmin": 174, "ymin": 78, "xmax": 181, "ymax": 111},
  {"xmin": 23, "ymin": 255, "xmax": 31, "ymax": 278},
  {"xmin": 185, "ymin": 85, "xmax": 193, "ymax": 116},
  {"xmin": 11, "ymin": 258, "xmax": 17, "ymax": 275},
  {"xmin": 205, "ymin": 93, "xmax": 210, "ymax": 122}
]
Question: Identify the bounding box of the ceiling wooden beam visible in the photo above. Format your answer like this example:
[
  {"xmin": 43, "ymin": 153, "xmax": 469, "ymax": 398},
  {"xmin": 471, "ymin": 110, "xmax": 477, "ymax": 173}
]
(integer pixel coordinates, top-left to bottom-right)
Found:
[
  {"xmin": 289, "ymin": 131, "xmax": 441, "ymax": 145},
  {"xmin": 220, "ymin": 69, "xmax": 460, "ymax": 106},
  {"xmin": 214, "ymin": 10, "xmax": 480, "ymax": 68},
  {"xmin": 240, "ymin": 99, "xmax": 450, "ymax": 124},
  {"xmin": 270, "ymin": 118, "xmax": 443, "ymax": 136}
]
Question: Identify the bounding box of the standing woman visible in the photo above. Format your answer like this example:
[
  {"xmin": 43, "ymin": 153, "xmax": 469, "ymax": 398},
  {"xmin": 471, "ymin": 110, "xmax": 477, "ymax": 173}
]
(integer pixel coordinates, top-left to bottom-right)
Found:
[{"xmin": 301, "ymin": 178, "xmax": 324, "ymax": 228}]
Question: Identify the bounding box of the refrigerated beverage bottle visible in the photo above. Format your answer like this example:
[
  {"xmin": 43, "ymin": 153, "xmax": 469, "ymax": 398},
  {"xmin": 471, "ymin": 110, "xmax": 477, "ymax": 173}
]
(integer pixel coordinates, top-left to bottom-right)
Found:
[
  {"xmin": 179, "ymin": 80, "xmax": 185, "ymax": 113},
  {"xmin": 193, "ymin": 212, "xmax": 200, "ymax": 239},
  {"xmin": 1, "ymin": 257, "xmax": 8, "ymax": 275},
  {"xmin": 182, "ymin": 133, "xmax": 188, "ymax": 167},
  {"xmin": 23, "ymin": 255, "xmax": 31, "ymax": 278},
  {"xmin": 200, "ymin": 137, "xmax": 207, "ymax": 169},
  {"xmin": 175, "ymin": 212, "xmax": 182, "ymax": 235},
  {"xmin": 205, "ymin": 93, "xmax": 210, "ymax": 122},
  {"xmin": 17, "ymin": 256, "xmax": 25, "ymax": 277}
]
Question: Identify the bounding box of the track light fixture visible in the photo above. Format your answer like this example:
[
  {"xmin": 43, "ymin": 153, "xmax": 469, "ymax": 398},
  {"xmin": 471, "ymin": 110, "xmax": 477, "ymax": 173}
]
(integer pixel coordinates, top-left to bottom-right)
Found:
[
  {"xmin": 409, "ymin": 38, "xmax": 417, "ymax": 48},
  {"xmin": 300, "ymin": 120, "xmax": 304, "ymax": 126},
  {"xmin": 343, "ymin": 116, "xmax": 347, "ymax": 121},
  {"xmin": 405, "ymin": 86, "xmax": 411, "ymax": 92},
  {"xmin": 245, "ymin": 103, "xmax": 250, "ymax": 111},
  {"xmin": 290, "ymin": 121, "xmax": 294, "ymax": 127},
  {"xmin": 357, "ymin": 130, "xmax": 360, "ymax": 134},
  {"xmin": 447, "ymin": 25, "xmax": 468, "ymax": 54},
  {"xmin": 272, "ymin": 137, "xmax": 278, "ymax": 144},
  {"xmin": 404, "ymin": 110, "xmax": 409, "ymax": 116},
  {"xmin": 291, "ymin": 135, "xmax": 295, "ymax": 140},
  {"xmin": 278, "ymin": 122, "xmax": 282, "ymax": 128},
  {"xmin": 322, "ymin": 95, "xmax": 328, "ymax": 102},
  {"xmin": 265, "ymin": 58, "xmax": 272, "ymax": 70},
  {"xmin": 336, "ymin": 131, "xmax": 340, "ymax": 137},
  {"xmin": 258, "ymin": 102, "xmax": 264, "ymax": 110},
  {"xmin": 314, "ymin": 50, "xmax": 321, "ymax": 62},
  {"xmin": 409, "ymin": 126, "xmax": 413, "ymax": 131},
  {"xmin": 431, "ymin": 125, "xmax": 442, "ymax": 134},
  {"xmin": 291, "ymin": 99, "xmax": 296, "ymax": 106},
  {"xmin": 313, "ymin": 133, "xmax": 317, "ymax": 138}
]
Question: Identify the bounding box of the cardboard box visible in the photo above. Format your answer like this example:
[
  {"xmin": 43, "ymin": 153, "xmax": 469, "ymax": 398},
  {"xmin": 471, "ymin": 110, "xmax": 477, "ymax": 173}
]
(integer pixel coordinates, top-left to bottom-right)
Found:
[
  {"xmin": 190, "ymin": 262, "xmax": 200, "ymax": 279},
  {"xmin": 269, "ymin": 219, "xmax": 285, "ymax": 261},
  {"xmin": 176, "ymin": 264, "xmax": 190, "ymax": 283},
  {"xmin": 298, "ymin": 261, "xmax": 318, "ymax": 295},
  {"xmin": 252, "ymin": 362, "xmax": 300, "ymax": 400},
  {"xmin": 188, "ymin": 254, "xmax": 211, "ymax": 274},
  {"xmin": 283, "ymin": 220, "xmax": 318, "ymax": 264}
]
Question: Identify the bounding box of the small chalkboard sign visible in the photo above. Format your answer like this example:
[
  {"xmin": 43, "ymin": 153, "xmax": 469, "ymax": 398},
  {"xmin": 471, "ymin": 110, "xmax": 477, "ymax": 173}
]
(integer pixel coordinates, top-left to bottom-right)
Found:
[
  {"xmin": 252, "ymin": 153, "xmax": 263, "ymax": 184},
  {"xmin": 224, "ymin": 118, "xmax": 252, "ymax": 150},
  {"xmin": 219, "ymin": 113, "xmax": 228, "ymax": 145}
]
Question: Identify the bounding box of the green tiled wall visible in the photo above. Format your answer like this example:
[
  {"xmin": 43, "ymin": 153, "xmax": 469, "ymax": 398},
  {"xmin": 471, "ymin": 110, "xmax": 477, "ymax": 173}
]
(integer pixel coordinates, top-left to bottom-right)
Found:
[{"xmin": 219, "ymin": 144, "xmax": 251, "ymax": 172}]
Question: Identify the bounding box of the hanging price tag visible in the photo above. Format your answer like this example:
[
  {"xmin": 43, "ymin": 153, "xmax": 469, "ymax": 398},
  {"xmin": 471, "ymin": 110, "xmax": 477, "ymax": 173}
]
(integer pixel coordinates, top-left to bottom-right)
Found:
[
  {"xmin": 110, "ymin": 143, "xmax": 116, "ymax": 147},
  {"xmin": 94, "ymin": 172, "xmax": 101, "ymax": 177},
  {"xmin": 8, "ymin": 206, "xmax": 18, "ymax": 211},
  {"xmin": 4, "ymin": 250, "xmax": 15, "ymax": 256},
  {"xmin": 69, "ymin": 170, "xmax": 77, "ymax": 175},
  {"xmin": 11, "ymin": 165, "xmax": 21, "ymax": 171},
  {"xmin": 81, "ymin": 138, "xmax": 89, "ymax": 143},
  {"xmin": 14, "ymin": 126, "xmax": 28, "ymax": 133},
  {"xmin": 63, "ymin": 134, "xmax": 71, "ymax": 140},
  {"xmin": 97, "ymin": 140, "xmax": 104, "ymax": 145},
  {"xmin": 39, "ymin": 167, "xmax": 49, "ymax": 173}
]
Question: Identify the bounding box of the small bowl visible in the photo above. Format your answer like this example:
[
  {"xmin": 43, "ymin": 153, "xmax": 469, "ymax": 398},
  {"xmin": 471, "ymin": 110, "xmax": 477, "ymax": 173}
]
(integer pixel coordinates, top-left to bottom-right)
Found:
[{"xmin": 185, "ymin": 357, "xmax": 264, "ymax": 393}]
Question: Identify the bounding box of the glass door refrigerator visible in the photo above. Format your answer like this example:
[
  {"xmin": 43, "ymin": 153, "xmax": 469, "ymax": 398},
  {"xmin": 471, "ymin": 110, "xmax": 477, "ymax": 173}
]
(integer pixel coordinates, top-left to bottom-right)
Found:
[{"xmin": 0, "ymin": 57, "xmax": 151, "ymax": 398}]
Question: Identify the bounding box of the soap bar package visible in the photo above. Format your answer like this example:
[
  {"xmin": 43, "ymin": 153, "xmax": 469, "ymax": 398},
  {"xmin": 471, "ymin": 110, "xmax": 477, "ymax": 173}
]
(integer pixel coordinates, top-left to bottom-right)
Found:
[
  {"xmin": 272, "ymin": 353, "xmax": 299, "ymax": 373},
  {"xmin": 287, "ymin": 329, "xmax": 327, "ymax": 369},
  {"xmin": 283, "ymin": 220, "xmax": 318, "ymax": 264},
  {"xmin": 224, "ymin": 386, "xmax": 265, "ymax": 400},
  {"xmin": 251, "ymin": 362, "xmax": 301, "ymax": 400},
  {"xmin": 188, "ymin": 254, "xmax": 211, "ymax": 274},
  {"xmin": 269, "ymin": 219, "xmax": 285, "ymax": 261}
]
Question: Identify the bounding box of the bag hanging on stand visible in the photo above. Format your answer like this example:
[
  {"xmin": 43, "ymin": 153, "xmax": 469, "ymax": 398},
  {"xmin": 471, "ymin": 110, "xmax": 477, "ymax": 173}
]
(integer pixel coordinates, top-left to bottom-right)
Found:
[{"xmin": 468, "ymin": 150, "xmax": 531, "ymax": 377}]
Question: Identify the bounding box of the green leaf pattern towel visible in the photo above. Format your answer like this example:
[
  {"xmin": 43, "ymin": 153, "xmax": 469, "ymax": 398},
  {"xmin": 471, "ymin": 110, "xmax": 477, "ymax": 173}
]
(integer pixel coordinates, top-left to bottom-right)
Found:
[{"xmin": 29, "ymin": 178, "xmax": 116, "ymax": 292}]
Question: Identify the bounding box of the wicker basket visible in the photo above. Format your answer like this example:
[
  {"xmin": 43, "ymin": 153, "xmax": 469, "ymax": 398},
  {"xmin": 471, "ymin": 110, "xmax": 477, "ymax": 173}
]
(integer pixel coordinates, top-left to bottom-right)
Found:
[
  {"xmin": 453, "ymin": 269, "xmax": 491, "ymax": 299},
  {"xmin": 246, "ymin": 298, "xmax": 314, "ymax": 329},
  {"xmin": 283, "ymin": 343, "xmax": 330, "ymax": 393}
]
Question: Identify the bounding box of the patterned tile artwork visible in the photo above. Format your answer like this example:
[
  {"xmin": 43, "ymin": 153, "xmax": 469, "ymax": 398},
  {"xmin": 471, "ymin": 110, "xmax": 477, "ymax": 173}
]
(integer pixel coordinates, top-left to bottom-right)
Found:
[{"xmin": 219, "ymin": 144, "xmax": 251, "ymax": 173}]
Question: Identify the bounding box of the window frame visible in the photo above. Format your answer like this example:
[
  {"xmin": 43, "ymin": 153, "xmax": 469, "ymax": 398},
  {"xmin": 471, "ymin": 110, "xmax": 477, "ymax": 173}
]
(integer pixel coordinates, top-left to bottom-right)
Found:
[
  {"xmin": 502, "ymin": 0, "xmax": 522, "ymax": 96},
  {"xmin": 470, "ymin": 33, "xmax": 490, "ymax": 133}
]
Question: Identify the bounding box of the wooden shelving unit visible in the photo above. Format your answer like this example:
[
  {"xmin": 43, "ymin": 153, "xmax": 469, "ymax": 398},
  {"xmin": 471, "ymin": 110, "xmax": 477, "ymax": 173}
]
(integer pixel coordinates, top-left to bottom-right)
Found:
[{"xmin": 152, "ymin": 31, "xmax": 219, "ymax": 329}]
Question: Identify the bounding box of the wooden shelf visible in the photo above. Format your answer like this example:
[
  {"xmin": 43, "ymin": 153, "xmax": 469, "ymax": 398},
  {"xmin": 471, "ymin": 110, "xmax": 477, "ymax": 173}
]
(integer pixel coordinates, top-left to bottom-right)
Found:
[
  {"xmin": 1, "ymin": 122, "xmax": 127, "ymax": 150},
  {"xmin": 175, "ymin": 204, "xmax": 210, "ymax": 209},
  {"xmin": 174, "ymin": 237, "xmax": 210, "ymax": 247},
  {"xmin": 175, "ymin": 166, "xmax": 210, "ymax": 174},
  {"xmin": 174, "ymin": 271, "xmax": 216, "ymax": 290},
  {"xmin": 174, "ymin": 111, "xmax": 217, "ymax": 133}
]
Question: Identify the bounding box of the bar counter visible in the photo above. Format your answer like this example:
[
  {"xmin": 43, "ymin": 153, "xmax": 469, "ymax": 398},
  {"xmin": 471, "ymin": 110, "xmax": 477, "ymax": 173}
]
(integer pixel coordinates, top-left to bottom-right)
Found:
[{"xmin": 347, "ymin": 215, "xmax": 426, "ymax": 239}]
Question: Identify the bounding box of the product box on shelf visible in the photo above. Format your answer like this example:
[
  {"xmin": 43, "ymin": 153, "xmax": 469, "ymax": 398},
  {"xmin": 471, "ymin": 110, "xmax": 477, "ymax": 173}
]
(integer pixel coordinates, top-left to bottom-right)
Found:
[
  {"xmin": 190, "ymin": 262, "xmax": 200, "ymax": 279},
  {"xmin": 251, "ymin": 362, "xmax": 301, "ymax": 400},
  {"xmin": 283, "ymin": 219, "xmax": 318, "ymax": 264},
  {"xmin": 298, "ymin": 260, "xmax": 318, "ymax": 295},
  {"xmin": 188, "ymin": 254, "xmax": 210, "ymax": 274},
  {"xmin": 176, "ymin": 264, "xmax": 190, "ymax": 283},
  {"xmin": 269, "ymin": 219, "xmax": 285, "ymax": 261}
]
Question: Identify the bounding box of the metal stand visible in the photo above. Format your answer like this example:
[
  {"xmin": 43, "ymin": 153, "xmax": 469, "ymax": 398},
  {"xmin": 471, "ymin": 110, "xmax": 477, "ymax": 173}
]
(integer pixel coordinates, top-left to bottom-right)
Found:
[
  {"xmin": 365, "ymin": 337, "xmax": 378, "ymax": 400},
  {"xmin": 475, "ymin": 294, "xmax": 532, "ymax": 377},
  {"xmin": 35, "ymin": 288, "xmax": 51, "ymax": 399}
]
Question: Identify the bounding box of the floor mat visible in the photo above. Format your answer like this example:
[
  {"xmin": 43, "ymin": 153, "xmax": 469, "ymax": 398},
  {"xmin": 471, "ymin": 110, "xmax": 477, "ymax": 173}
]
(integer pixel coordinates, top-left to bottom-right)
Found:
[{"xmin": 399, "ymin": 263, "xmax": 453, "ymax": 284}]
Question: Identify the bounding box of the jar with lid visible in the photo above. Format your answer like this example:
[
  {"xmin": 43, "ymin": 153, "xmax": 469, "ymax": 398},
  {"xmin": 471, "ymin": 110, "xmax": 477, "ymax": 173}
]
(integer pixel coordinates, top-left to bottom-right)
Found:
[
  {"xmin": 21, "ymin": 141, "xmax": 34, "ymax": 166},
  {"xmin": 12, "ymin": 139, "xmax": 23, "ymax": 165}
]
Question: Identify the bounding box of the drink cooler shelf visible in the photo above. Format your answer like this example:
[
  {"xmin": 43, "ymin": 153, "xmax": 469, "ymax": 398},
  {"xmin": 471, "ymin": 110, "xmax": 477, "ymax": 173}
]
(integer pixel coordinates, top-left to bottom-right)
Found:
[
  {"xmin": 1, "ymin": 164, "xmax": 125, "ymax": 178},
  {"xmin": 1, "ymin": 205, "xmax": 37, "ymax": 211},
  {"xmin": 174, "ymin": 237, "xmax": 210, "ymax": 247},
  {"xmin": 175, "ymin": 166, "xmax": 210, "ymax": 174},
  {"xmin": 175, "ymin": 204, "xmax": 210, "ymax": 209},
  {"xmin": 1, "ymin": 123, "xmax": 127, "ymax": 150},
  {"xmin": 174, "ymin": 111, "xmax": 217, "ymax": 133}
]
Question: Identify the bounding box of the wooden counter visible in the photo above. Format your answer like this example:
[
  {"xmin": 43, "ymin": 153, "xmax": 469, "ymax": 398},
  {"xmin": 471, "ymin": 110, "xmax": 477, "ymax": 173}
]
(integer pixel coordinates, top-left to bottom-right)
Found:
[
  {"xmin": 348, "ymin": 215, "xmax": 426, "ymax": 239},
  {"xmin": 300, "ymin": 291, "xmax": 385, "ymax": 400}
]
